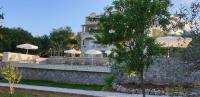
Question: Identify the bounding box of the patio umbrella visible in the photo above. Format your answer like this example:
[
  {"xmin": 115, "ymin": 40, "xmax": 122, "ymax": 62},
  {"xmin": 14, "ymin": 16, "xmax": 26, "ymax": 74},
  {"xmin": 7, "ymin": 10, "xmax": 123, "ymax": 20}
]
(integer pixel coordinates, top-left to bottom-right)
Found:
[
  {"xmin": 85, "ymin": 49, "xmax": 102, "ymax": 65},
  {"xmin": 16, "ymin": 43, "xmax": 38, "ymax": 54},
  {"xmin": 105, "ymin": 50, "xmax": 112, "ymax": 56},
  {"xmin": 64, "ymin": 48, "xmax": 81, "ymax": 54},
  {"xmin": 64, "ymin": 48, "xmax": 81, "ymax": 65},
  {"xmin": 156, "ymin": 36, "xmax": 192, "ymax": 57}
]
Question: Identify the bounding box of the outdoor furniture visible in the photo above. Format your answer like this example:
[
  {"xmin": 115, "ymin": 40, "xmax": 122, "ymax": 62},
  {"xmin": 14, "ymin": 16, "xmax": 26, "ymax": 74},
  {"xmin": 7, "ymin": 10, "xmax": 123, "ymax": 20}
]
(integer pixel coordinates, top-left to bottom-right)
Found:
[
  {"xmin": 84, "ymin": 50, "xmax": 102, "ymax": 65},
  {"xmin": 16, "ymin": 43, "xmax": 38, "ymax": 54},
  {"xmin": 156, "ymin": 36, "xmax": 192, "ymax": 58},
  {"xmin": 64, "ymin": 49, "xmax": 81, "ymax": 65}
]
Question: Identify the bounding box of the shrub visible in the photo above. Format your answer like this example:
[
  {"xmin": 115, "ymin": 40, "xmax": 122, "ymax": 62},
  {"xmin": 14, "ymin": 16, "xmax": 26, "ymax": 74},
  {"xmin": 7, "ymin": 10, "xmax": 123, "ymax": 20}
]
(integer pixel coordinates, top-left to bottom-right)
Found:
[
  {"xmin": 102, "ymin": 75, "xmax": 115, "ymax": 91},
  {"xmin": 0, "ymin": 62, "xmax": 22, "ymax": 96}
]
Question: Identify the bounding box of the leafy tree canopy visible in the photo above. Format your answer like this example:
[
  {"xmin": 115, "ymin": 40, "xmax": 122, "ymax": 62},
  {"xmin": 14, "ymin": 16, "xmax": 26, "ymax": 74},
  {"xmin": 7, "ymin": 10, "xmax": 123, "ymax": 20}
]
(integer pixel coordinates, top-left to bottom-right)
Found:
[
  {"xmin": 92, "ymin": 0, "xmax": 170, "ymax": 74},
  {"xmin": 0, "ymin": 26, "xmax": 79, "ymax": 57},
  {"xmin": 90, "ymin": 0, "xmax": 170, "ymax": 96},
  {"xmin": 49, "ymin": 26, "xmax": 79, "ymax": 50},
  {"xmin": 0, "ymin": 8, "xmax": 3, "ymax": 20},
  {"xmin": 0, "ymin": 27, "xmax": 33, "ymax": 52}
]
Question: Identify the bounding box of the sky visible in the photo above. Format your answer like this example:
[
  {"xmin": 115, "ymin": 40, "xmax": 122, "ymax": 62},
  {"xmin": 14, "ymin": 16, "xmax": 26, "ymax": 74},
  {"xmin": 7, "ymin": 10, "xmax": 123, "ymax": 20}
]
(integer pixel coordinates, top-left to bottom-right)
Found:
[{"xmin": 0, "ymin": 0, "xmax": 195, "ymax": 36}]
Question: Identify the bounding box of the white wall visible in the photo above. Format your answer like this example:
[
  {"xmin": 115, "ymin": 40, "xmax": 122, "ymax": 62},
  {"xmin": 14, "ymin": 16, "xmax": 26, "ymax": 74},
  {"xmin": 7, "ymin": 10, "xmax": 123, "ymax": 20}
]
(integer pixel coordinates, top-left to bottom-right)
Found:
[{"xmin": 2, "ymin": 52, "xmax": 39, "ymax": 63}]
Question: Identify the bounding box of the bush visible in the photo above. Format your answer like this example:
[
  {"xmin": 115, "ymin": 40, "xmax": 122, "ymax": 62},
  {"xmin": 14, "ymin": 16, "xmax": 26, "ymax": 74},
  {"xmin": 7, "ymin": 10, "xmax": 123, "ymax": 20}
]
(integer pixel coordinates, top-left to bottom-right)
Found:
[
  {"xmin": 102, "ymin": 75, "xmax": 115, "ymax": 91},
  {"xmin": 0, "ymin": 62, "xmax": 22, "ymax": 96}
]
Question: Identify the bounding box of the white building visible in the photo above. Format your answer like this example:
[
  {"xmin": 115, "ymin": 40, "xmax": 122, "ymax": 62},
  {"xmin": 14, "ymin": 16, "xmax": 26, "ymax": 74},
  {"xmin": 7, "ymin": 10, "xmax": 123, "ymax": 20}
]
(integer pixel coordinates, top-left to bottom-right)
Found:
[
  {"xmin": 79, "ymin": 13, "xmax": 192, "ymax": 57},
  {"xmin": 79, "ymin": 13, "xmax": 113, "ymax": 57}
]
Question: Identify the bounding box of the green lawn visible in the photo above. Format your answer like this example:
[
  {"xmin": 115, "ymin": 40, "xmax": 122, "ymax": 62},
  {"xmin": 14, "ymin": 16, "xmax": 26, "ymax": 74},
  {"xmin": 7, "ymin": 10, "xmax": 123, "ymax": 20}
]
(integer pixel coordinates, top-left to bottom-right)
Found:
[
  {"xmin": 0, "ymin": 79, "xmax": 103, "ymax": 91},
  {"xmin": 0, "ymin": 93, "xmax": 60, "ymax": 97},
  {"xmin": 0, "ymin": 93, "xmax": 36, "ymax": 97},
  {"xmin": 0, "ymin": 91, "xmax": 81, "ymax": 97}
]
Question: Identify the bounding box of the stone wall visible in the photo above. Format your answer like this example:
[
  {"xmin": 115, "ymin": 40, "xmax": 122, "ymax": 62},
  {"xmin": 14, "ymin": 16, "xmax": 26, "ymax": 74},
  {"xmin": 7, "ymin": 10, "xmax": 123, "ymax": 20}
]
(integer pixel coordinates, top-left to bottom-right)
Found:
[
  {"xmin": 1, "ymin": 57, "xmax": 200, "ymax": 86},
  {"xmin": 17, "ymin": 65, "xmax": 111, "ymax": 85},
  {"xmin": 47, "ymin": 57, "xmax": 109, "ymax": 66},
  {"xmin": 118, "ymin": 57, "xmax": 200, "ymax": 86}
]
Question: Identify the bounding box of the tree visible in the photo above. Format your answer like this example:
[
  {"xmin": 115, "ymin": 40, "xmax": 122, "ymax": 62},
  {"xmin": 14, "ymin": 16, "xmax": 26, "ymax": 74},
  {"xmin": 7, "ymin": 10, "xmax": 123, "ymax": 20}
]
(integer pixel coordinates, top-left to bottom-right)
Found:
[
  {"xmin": 90, "ymin": 0, "xmax": 170, "ymax": 97},
  {"xmin": 0, "ymin": 62, "xmax": 21, "ymax": 96},
  {"xmin": 0, "ymin": 13, "xmax": 3, "ymax": 20},
  {"xmin": 183, "ymin": 33, "xmax": 200, "ymax": 70},
  {"xmin": 0, "ymin": 8, "xmax": 3, "ymax": 20},
  {"xmin": 0, "ymin": 27, "xmax": 33, "ymax": 53},
  {"xmin": 31, "ymin": 35, "xmax": 50, "ymax": 57},
  {"xmin": 174, "ymin": 0, "xmax": 200, "ymax": 70},
  {"xmin": 49, "ymin": 26, "xmax": 79, "ymax": 51},
  {"xmin": 0, "ymin": 8, "xmax": 4, "ymax": 39}
]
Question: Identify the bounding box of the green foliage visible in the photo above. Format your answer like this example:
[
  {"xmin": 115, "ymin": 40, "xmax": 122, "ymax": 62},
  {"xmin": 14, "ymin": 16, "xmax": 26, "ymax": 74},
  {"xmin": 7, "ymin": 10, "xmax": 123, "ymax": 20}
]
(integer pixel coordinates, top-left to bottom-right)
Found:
[
  {"xmin": 174, "ymin": 0, "xmax": 200, "ymax": 70},
  {"xmin": 0, "ymin": 27, "xmax": 33, "ymax": 52},
  {"xmin": 49, "ymin": 26, "xmax": 79, "ymax": 50},
  {"xmin": 90, "ymin": 0, "xmax": 170, "ymax": 96},
  {"xmin": 128, "ymin": 71, "xmax": 139, "ymax": 77},
  {"xmin": 0, "ymin": 92, "xmax": 71, "ymax": 97},
  {"xmin": 0, "ymin": 13, "xmax": 3, "ymax": 20},
  {"xmin": 0, "ymin": 9, "xmax": 79, "ymax": 57},
  {"xmin": 0, "ymin": 26, "xmax": 80, "ymax": 57},
  {"xmin": 0, "ymin": 8, "xmax": 4, "ymax": 20},
  {"xmin": 184, "ymin": 34, "xmax": 200, "ymax": 61},
  {"xmin": 0, "ymin": 93, "xmax": 36, "ymax": 97},
  {"xmin": 31, "ymin": 35, "xmax": 51, "ymax": 57},
  {"xmin": 0, "ymin": 63, "xmax": 22, "ymax": 95},
  {"xmin": 0, "ymin": 79, "xmax": 104, "ymax": 91},
  {"xmin": 92, "ymin": 0, "xmax": 170, "ymax": 77},
  {"xmin": 102, "ymin": 75, "xmax": 115, "ymax": 91}
]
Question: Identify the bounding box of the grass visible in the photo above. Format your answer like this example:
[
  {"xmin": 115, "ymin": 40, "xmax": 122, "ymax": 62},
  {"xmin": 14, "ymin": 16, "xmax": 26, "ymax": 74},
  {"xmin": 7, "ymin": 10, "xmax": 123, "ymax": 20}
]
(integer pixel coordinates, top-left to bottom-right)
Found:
[
  {"xmin": 0, "ymin": 93, "xmax": 36, "ymax": 97},
  {"xmin": 0, "ymin": 79, "xmax": 104, "ymax": 91},
  {"xmin": 0, "ymin": 92, "xmax": 72, "ymax": 97}
]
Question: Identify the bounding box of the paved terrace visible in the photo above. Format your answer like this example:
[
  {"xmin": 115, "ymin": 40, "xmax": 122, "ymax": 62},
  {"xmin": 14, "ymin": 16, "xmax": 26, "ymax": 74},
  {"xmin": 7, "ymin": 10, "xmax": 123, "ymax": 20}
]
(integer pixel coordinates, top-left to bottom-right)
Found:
[
  {"xmin": 16, "ymin": 64, "xmax": 111, "ymax": 73},
  {"xmin": 0, "ymin": 83, "xmax": 169, "ymax": 97}
]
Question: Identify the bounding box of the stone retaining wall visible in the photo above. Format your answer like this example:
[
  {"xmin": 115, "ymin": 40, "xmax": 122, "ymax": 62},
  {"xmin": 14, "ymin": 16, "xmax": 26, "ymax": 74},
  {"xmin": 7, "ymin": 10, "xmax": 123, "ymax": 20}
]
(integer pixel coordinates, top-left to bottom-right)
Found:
[
  {"xmin": 112, "ymin": 83, "xmax": 199, "ymax": 97},
  {"xmin": 1, "ymin": 57, "xmax": 200, "ymax": 86},
  {"xmin": 118, "ymin": 57, "xmax": 200, "ymax": 86},
  {"xmin": 17, "ymin": 64, "xmax": 111, "ymax": 85},
  {"xmin": 19, "ymin": 68, "xmax": 110, "ymax": 85}
]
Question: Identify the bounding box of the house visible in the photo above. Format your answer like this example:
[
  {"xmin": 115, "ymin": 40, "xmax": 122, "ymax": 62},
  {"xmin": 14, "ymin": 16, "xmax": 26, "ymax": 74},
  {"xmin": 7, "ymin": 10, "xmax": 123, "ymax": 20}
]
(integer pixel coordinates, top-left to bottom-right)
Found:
[
  {"xmin": 79, "ymin": 13, "xmax": 113, "ymax": 57},
  {"xmin": 79, "ymin": 13, "xmax": 192, "ymax": 58}
]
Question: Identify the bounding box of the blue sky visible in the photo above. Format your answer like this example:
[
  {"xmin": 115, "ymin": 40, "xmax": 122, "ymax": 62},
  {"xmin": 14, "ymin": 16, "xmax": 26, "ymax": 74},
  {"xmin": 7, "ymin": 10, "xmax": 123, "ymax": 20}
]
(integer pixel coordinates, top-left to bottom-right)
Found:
[{"xmin": 0, "ymin": 0, "xmax": 194, "ymax": 36}]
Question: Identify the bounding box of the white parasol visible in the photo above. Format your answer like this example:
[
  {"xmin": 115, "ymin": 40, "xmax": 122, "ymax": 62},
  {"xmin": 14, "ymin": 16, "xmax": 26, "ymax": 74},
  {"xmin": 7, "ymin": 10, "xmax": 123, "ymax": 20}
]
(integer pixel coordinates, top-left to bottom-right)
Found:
[
  {"xmin": 156, "ymin": 36, "xmax": 192, "ymax": 57},
  {"xmin": 105, "ymin": 50, "xmax": 112, "ymax": 56},
  {"xmin": 85, "ymin": 49, "xmax": 102, "ymax": 65},
  {"xmin": 17, "ymin": 43, "xmax": 38, "ymax": 54},
  {"xmin": 64, "ymin": 48, "xmax": 81, "ymax": 65}
]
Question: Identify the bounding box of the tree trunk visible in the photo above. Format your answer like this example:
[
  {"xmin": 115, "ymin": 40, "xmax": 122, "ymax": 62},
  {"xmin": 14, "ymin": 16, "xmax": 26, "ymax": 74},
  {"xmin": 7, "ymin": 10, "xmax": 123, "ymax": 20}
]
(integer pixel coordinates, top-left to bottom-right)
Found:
[
  {"xmin": 9, "ymin": 82, "xmax": 14, "ymax": 96},
  {"xmin": 140, "ymin": 71, "xmax": 145, "ymax": 97}
]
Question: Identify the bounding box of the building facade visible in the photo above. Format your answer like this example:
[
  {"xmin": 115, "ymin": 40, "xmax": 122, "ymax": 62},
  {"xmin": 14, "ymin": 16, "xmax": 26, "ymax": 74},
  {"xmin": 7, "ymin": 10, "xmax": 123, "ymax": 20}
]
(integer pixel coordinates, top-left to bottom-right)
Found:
[
  {"xmin": 80, "ymin": 13, "xmax": 113, "ymax": 56},
  {"xmin": 79, "ymin": 13, "xmax": 192, "ymax": 58}
]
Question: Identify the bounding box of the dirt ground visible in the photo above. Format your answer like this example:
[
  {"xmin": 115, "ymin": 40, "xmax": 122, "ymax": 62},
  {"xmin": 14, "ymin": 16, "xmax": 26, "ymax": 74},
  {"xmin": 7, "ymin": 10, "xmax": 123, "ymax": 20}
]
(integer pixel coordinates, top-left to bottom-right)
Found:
[{"xmin": 0, "ymin": 87, "xmax": 95, "ymax": 97}]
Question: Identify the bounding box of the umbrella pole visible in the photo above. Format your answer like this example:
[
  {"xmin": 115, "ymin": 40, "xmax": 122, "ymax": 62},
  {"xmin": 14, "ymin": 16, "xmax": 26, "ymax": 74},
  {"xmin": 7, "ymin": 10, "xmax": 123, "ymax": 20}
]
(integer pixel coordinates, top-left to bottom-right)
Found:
[
  {"xmin": 167, "ymin": 48, "xmax": 170, "ymax": 58},
  {"xmin": 92, "ymin": 55, "xmax": 93, "ymax": 65},
  {"xmin": 72, "ymin": 54, "xmax": 74, "ymax": 65},
  {"xmin": 167, "ymin": 41, "xmax": 170, "ymax": 58},
  {"xmin": 26, "ymin": 49, "xmax": 29, "ymax": 54},
  {"xmin": 71, "ymin": 54, "xmax": 72, "ymax": 65}
]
